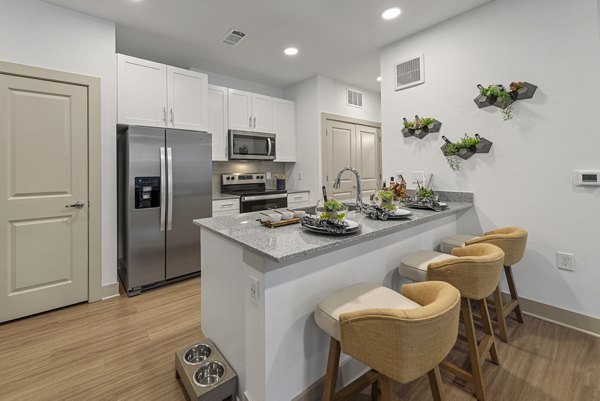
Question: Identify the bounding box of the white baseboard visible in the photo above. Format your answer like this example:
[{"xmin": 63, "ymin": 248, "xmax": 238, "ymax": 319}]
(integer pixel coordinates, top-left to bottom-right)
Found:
[
  {"xmin": 516, "ymin": 294, "xmax": 600, "ymax": 338},
  {"xmin": 101, "ymin": 282, "xmax": 120, "ymax": 300}
]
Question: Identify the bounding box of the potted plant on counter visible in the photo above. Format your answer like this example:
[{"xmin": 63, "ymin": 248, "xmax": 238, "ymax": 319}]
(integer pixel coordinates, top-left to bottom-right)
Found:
[
  {"xmin": 373, "ymin": 189, "xmax": 399, "ymax": 211},
  {"xmin": 317, "ymin": 198, "xmax": 347, "ymax": 221}
]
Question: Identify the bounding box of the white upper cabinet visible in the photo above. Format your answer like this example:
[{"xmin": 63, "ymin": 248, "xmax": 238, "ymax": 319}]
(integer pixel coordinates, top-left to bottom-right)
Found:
[
  {"xmin": 167, "ymin": 66, "xmax": 208, "ymax": 131},
  {"xmin": 251, "ymin": 93, "xmax": 273, "ymax": 133},
  {"xmin": 273, "ymin": 98, "xmax": 296, "ymax": 162},
  {"xmin": 208, "ymin": 85, "xmax": 228, "ymax": 161},
  {"xmin": 118, "ymin": 54, "xmax": 208, "ymax": 131},
  {"xmin": 227, "ymin": 89, "xmax": 253, "ymax": 131},
  {"xmin": 118, "ymin": 54, "xmax": 167, "ymax": 127}
]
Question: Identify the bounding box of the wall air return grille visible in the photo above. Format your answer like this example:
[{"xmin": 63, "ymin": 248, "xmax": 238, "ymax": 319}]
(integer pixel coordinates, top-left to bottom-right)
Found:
[
  {"xmin": 221, "ymin": 29, "xmax": 247, "ymax": 47},
  {"xmin": 394, "ymin": 55, "xmax": 425, "ymax": 91},
  {"xmin": 347, "ymin": 89, "xmax": 363, "ymax": 108}
]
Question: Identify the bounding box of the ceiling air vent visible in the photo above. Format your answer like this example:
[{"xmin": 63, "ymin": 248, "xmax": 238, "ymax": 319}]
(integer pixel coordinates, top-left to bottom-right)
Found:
[
  {"xmin": 221, "ymin": 29, "xmax": 247, "ymax": 47},
  {"xmin": 394, "ymin": 54, "xmax": 425, "ymax": 91},
  {"xmin": 347, "ymin": 89, "xmax": 363, "ymax": 108}
]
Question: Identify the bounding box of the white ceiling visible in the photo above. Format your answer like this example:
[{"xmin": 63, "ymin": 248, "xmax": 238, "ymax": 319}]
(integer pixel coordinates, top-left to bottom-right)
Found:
[{"xmin": 44, "ymin": 0, "xmax": 490, "ymax": 92}]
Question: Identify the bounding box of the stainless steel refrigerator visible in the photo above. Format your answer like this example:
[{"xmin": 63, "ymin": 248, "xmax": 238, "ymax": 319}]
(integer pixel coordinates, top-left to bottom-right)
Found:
[{"xmin": 117, "ymin": 125, "xmax": 212, "ymax": 296}]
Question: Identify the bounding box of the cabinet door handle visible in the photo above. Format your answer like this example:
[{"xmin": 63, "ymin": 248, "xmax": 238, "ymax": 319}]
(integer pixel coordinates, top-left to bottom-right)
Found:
[
  {"xmin": 221, "ymin": 203, "xmax": 235, "ymax": 208},
  {"xmin": 249, "ymin": 116, "xmax": 252, "ymax": 128},
  {"xmin": 170, "ymin": 108, "xmax": 174, "ymax": 125},
  {"xmin": 163, "ymin": 107, "xmax": 167, "ymax": 124},
  {"xmin": 253, "ymin": 116, "xmax": 256, "ymax": 128}
]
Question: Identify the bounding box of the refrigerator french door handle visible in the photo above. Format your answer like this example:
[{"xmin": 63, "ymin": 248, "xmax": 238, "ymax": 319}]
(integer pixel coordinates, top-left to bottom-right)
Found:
[
  {"xmin": 167, "ymin": 147, "xmax": 174, "ymax": 231},
  {"xmin": 160, "ymin": 147, "xmax": 166, "ymax": 232}
]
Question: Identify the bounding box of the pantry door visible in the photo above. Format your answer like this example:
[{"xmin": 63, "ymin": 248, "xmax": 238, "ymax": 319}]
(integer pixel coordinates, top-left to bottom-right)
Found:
[
  {"xmin": 0, "ymin": 73, "xmax": 89, "ymax": 322},
  {"xmin": 355, "ymin": 125, "xmax": 380, "ymax": 200}
]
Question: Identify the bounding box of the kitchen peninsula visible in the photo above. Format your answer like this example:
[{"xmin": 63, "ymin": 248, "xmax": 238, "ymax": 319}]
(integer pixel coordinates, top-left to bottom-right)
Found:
[{"xmin": 194, "ymin": 193, "xmax": 473, "ymax": 401}]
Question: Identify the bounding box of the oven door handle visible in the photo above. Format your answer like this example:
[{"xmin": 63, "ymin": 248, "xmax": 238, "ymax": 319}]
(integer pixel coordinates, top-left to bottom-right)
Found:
[{"xmin": 241, "ymin": 194, "xmax": 287, "ymax": 202}]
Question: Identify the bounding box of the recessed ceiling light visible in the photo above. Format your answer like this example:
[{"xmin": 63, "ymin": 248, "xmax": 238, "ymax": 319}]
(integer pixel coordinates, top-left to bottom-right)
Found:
[
  {"xmin": 284, "ymin": 47, "xmax": 298, "ymax": 56},
  {"xmin": 377, "ymin": 76, "xmax": 382, "ymax": 82},
  {"xmin": 381, "ymin": 7, "xmax": 401, "ymax": 20}
]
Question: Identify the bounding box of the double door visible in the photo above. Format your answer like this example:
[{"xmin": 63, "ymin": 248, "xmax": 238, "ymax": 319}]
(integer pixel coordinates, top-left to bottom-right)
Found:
[
  {"xmin": 228, "ymin": 89, "xmax": 273, "ymax": 132},
  {"xmin": 323, "ymin": 120, "xmax": 381, "ymax": 201}
]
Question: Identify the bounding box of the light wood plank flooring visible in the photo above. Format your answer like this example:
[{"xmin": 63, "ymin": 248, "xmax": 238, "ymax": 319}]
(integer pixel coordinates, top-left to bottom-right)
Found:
[{"xmin": 1, "ymin": 278, "xmax": 598, "ymax": 401}]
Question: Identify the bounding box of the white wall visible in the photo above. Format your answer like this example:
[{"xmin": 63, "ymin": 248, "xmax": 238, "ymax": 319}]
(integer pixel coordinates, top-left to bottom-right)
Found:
[
  {"xmin": 381, "ymin": 0, "xmax": 600, "ymax": 318},
  {"xmin": 0, "ymin": 0, "xmax": 118, "ymax": 286},
  {"xmin": 285, "ymin": 75, "xmax": 381, "ymax": 203},
  {"xmin": 192, "ymin": 68, "xmax": 285, "ymax": 98},
  {"xmin": 318, "ymin": 75, "xmax": 380, "ymax": 123}
]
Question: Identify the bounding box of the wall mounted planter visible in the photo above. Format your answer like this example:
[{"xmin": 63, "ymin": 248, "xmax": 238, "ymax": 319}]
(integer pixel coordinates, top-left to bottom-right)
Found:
[
  {"xmin": 474, "ymin": 82, "xmax": 537, "ymax": 110},
  {"xmin": 441, "ymin": 134, "xmax": 493, "ymax": 160},
  {"xmin": 401, "ymin": 115, "xmax": 442, "ymax": 139}
]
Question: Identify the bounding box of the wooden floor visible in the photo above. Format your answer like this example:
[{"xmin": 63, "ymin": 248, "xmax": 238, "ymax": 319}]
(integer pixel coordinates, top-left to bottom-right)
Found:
[{"xmin": 0, "ymin": 278, "xmax": 598, "ymax": 401}]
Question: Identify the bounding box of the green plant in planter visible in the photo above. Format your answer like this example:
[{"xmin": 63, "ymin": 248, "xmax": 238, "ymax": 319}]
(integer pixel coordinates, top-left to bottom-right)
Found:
[
  {"xmin": 417, "ymin": 187, "xmax": 435, "ymax": 200},
  {"xmin": 320, "ymin": 198, "xmax": 346, "ymax": 220},
  {"xmin": 444, "ymin": 134, "xmax": 480, "ymax": 172},
  {"xmin": 419, "ymin": 117, "xmax": 436, "ymax": 127},
  {"xmin": 403, "ymin": 121, "xmax": 416, "ymax": 129},
  {"xmin": 480, "ymin": 84, "xmax": 514, "ymax": 121}
]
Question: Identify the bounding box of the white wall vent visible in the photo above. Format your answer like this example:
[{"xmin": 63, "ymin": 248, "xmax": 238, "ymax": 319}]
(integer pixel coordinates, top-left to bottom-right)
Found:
[
  {"xmin": 221, "ymin": 29, "xmax": 247, "ymax": 47},
  {"xmin": 347, "ymin": 89, "xmax": 363, "ymax": 108},
  {"xmin": 394, "ymin": 55, "xmax": 425, "ymax": 91}
]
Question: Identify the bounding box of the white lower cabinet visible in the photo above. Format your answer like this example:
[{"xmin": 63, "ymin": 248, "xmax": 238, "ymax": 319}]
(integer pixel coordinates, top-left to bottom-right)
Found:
[
  {"xmin": 212, "ymin": 199, "xmax": 240, "ymax": 216},
  {"xmin": 287, "ymin": 191, "xmax": 310, "ymax": 209}
]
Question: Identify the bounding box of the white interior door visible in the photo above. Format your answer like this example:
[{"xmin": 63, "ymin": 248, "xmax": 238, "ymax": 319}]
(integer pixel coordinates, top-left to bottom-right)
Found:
[
  {"xmin": 167, "ymin": 66, "xmax": 208, "ymax": 131},
  {"xmin": 228, "ymin": 89, "xmax": 252, "ymax": 131},
  {"xmin": 273, "ymin": 98, "xmax": 295, "ymax": 162},
  {"xmin": 208, "ymin": 85, "xmax": 228, "ymax": 161},
  {"xmin": 117, "ymin": 54, "xmax": 167, "ymax": 127},
  {"xmin": 251, "ymin": 93, "xmax": 273, "ymax": 133},
  {"xmin": 355, "ymin": 125, "xmax": 380, "ymax": 199},
  {"xmin": 0, "ymin": 73, "xmax": 89, "ymax": 323},
  {"xmin": 324, "ymin": 120, "xmax": 356, "ymax": 200}
]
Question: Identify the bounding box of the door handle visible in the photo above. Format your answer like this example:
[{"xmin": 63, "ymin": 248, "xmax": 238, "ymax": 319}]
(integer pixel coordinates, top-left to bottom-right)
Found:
[
  {"xmin": 163, "ymin": 107, "xmax": 167, "ymax": 124},
  {"xmin": 170, "ymin": 108, "xmax": 174, "ymax": 126},
  {"xmin": 160, "ymin": 147, "xmax": 166, "ymax": 232},
  {"xmin": 249, "ymin": 116, "xmax": 252, "ymax": 128},
  {"xmin": 65, "ymin": 201, "xmax": 85, "ymax": 209},
  {"xmin": 267, "ymin": 138, "xmax": 272, "ymax": 156},
  {"xmin": 253, "ymin": 116, "xmax": 256, "ymax": 129},
  {"xmin": 167, "ymin": 147, "xmax": 174, "ymax": 231}
]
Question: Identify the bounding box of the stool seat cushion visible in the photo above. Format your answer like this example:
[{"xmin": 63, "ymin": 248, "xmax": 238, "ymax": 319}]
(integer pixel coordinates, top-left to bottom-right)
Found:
[
  {"xmin": 315, "ymin": 283, "xmax": 420, "ymax": 341},
  {"xmin": 399, "ymin": 250, "xmax": 457, "ymax": 282},
  {"xmin": 440, "ymin": 234, "xmax": 477, "ymax": 254}
]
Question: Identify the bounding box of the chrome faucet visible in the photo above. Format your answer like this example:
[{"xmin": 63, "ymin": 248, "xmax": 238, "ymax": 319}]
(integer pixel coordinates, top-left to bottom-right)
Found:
[{"xmin": 333, "ymin": 167, "xmax": 364, "ymax": 212}]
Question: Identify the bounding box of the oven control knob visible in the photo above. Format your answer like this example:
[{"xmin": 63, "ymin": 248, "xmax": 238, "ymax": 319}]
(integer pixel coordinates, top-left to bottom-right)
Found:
[
  {"xmin": 231, "ymin": 176, "xmax": 236, "ymax": 180},
  {"xmin": 226, "ymin": 177, "xmax": 230, "ymax": 180}
]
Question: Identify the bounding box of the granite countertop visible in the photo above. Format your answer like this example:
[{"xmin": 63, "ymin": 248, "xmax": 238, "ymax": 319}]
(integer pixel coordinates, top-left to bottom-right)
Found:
[
  {"xmin": 212, "ymin": 193, "xmax": 240, "ymax": 201},
  {"xmin": 194, "ymin": 199, "xmax": 473, "ymax": 263}
]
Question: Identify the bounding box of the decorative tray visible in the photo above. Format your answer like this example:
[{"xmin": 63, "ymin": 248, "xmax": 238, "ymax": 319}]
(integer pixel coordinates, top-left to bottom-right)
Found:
[
  {"xmin": 259, "ymin": 217, "xmax": 302, "ymax": 228},
  {"xmin": 300, "ymin": 216, "xmax": 361, "ymax": 235},
  {"xmin": 403, "ymin": 199, "xmax": 448, "ymax": 212},
  {"xmin": 363, "ymin": 204, "xmax": 413, "ymax": 221}
]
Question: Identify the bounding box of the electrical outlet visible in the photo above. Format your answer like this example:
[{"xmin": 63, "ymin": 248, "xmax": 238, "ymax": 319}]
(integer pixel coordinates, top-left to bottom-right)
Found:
[
  {"xmin": 266, "ymin": 172, "xmax": 272, "ymax": 179},
  {"xmin": 412, "ymin": 171, "xmax": 425, "ymax": 185},
  {"xmin": 249, "ymin": 275, "xmax": 260, "ymax": 305},
  {"xmin": 556, "ymin": 252, "xmax": 575, "ymax": 271}
]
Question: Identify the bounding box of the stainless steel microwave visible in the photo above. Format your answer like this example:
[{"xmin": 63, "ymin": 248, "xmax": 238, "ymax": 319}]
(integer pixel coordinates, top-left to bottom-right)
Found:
[{"xmin": 228, "ymin": 130, "xmax": 276, "ymax": 160}]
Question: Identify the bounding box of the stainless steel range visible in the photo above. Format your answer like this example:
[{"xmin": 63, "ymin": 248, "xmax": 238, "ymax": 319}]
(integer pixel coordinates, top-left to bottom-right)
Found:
[{"xmin": 221, "ymin": 173, "xmax": 287, "ymax": 213}]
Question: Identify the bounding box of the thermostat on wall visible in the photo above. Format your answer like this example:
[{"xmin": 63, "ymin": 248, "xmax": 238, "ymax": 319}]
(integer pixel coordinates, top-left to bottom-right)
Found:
[{"xmin": 573, "ymin": 170, "xmax": 600, "ymax": 186}]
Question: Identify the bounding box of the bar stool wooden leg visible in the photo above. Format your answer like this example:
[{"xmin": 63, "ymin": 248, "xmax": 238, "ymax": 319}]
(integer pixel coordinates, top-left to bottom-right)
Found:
[
  {"xmin": 479, "ymin": 298, "xmax": 500, "ymax": 365},
  {"xmin": 504, "ymin": 266, "xmax": 524, "ymax": 323},
  {"xmin": 379, "ymin": 376, "xmax": 393, "ymax": 401},
  {"xmin": 428, "ymin": 366, "xmax": 445, "ymax": 401},
  {"xmin": 492, "ymin": 286, "xmax": 509, "ymax": 342},
  {"xmin": 322, "ymin": 337, "xmax": 341, "ymax": 401},
  {"xmin": 463, "ymin": 298, "xmax": 486, "ymax": 401},
  {"xmin": 371, "ymin": 378, "xmax": 379, "ymax": 401}
]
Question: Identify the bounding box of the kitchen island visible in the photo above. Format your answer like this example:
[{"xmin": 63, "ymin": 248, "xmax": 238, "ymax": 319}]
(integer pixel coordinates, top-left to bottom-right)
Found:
[{"xmin": 194, "ymin": 194, "xmax": 473, "ymax": 401}]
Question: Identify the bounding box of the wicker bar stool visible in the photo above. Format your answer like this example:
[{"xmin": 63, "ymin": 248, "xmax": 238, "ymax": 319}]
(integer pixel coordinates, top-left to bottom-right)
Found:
[
  {"xmin": 440, "ymin": 227, "xmax": 528, "ymax": 341},
  {"xmin": 398, "ymin": 243, "xmax": 505, "ymax": 401},
  {"xmin": 314, "ymin": 281, "xmax": 461, "ymax": 401}
]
